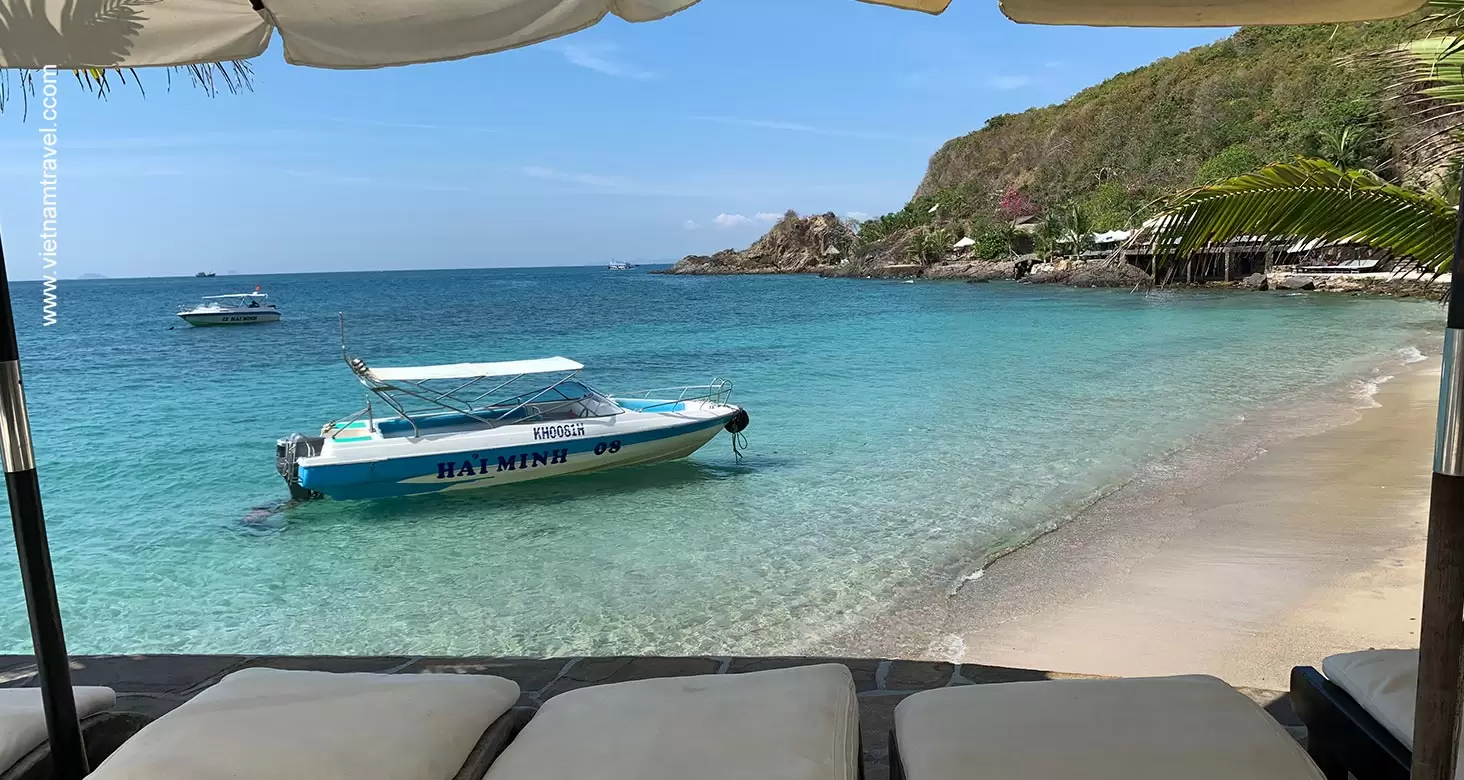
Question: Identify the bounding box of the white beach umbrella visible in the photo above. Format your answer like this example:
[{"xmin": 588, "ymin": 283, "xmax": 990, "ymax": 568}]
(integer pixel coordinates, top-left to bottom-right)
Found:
[
  {"xmin": 0, "ymin": 0, "xmax": 958, "ymax": 68},
  {"xmin": 0, "ymin": 0, "xmax": 1424, "ymax": 68},
  {"xmin": 0, "ymin": 1, "xmax": 1436, "ymax": 778}
]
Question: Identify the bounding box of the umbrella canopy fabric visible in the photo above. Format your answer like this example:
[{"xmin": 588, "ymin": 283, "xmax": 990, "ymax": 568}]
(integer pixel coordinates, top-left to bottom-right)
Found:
[
  {"xmin": 0, "ymin": 0, "xmax": 950, "ymax": 69},
  {"xmin": 0, "ymin": 0, "xmax": 1425, "ymax": 70}
]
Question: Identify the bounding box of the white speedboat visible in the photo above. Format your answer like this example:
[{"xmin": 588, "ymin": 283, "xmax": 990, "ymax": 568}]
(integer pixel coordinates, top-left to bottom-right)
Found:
[
  {"xmin": 177, "ymin": 292, "xmax": 280, "ymax": 326},
  {"xmin": 275, "ymin": 350, "xmax": 749, "ymax": 501}
]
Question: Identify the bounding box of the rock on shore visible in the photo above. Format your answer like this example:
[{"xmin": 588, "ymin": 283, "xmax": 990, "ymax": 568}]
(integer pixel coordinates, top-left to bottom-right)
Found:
[
  {"xmin": 1067, "ymin": 262, "xmax": 1153, "ymax": 288},
  {"xmin": 661, "ymin": 212, "xmax": 856, "ymax": 275},
  {"xmin": 1264, "ymin": 272, "xmax": 1443, "ymax": 297}
]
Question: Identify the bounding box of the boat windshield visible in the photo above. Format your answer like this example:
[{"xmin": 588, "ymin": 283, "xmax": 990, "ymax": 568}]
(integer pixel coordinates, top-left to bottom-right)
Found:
[
  {"xmin": 336, "ymin": 362, "xmax": 627, "ymax": 438},
  {"xmin": 190, "ymin": 294, "xmax": 268, "ymax": 309},
  {"xmin": 485, "ymin": 380, "xmax": 621, "ymax": 422}
]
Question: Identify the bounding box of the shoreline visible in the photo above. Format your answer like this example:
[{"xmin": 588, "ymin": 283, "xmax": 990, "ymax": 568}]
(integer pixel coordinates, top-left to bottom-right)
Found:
[
  {"xmin": 816, "ymin": 338, "xmax": 1439, "ymax": 689},
  {"xmin": 658, "ymin": 264, "xmax": 1444, "ymax": 298}
]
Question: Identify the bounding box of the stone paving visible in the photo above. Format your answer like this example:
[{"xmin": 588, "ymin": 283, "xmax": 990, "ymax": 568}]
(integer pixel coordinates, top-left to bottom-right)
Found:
[{"xmin": 0, "ymin": 654, "xmax": 1302, "ymax": 780}]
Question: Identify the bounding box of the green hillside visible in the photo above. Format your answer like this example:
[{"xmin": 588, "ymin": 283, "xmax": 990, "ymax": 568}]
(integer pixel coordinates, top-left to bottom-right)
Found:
[{"xmin": 870, "ymin": 17, "xmax": 1425, "ymax": 238}]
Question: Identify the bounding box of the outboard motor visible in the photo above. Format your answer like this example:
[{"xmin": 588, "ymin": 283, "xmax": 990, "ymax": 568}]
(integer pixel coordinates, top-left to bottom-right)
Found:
[{"xmin": 275, "ymin": 433, "xmax": 326, "ymax": 501}]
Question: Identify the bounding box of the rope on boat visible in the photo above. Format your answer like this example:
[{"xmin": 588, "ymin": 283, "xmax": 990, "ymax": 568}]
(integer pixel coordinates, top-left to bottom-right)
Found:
[{"xmin": 724, "ymin": 408, "xmax": 751, "ymax": 464}]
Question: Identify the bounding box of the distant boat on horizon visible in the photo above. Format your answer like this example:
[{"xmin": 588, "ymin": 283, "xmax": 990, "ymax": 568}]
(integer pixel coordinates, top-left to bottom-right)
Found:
[
  {"xmin": 195, "ymin": 271, "xmax": 216, "ymax": 278},
  {"xmin": 608, "ymin": 261, "xmax": 636, "ymax": 271}
]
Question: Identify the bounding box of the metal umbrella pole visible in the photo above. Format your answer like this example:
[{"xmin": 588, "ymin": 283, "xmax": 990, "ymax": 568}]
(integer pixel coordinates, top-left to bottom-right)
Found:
[
  {"xmin": 1414, "ymin": 181, "xmax": 1464, "ymax": 780},
  {"xmin": 0, "ymin": 229, "xmax": 87, "ymax": 779}
]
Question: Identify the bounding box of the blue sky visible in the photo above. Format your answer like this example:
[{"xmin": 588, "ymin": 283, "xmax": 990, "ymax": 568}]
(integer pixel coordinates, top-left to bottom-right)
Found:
[{"xmin": 0, "ymin": 1, "xmax": 1227, "ymax": 278}]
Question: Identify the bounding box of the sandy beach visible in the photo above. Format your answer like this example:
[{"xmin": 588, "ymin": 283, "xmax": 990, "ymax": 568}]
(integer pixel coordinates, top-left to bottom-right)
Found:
[{"xmin": 838, "ymin": 348, "xmax": 1438, "ymax": 690}]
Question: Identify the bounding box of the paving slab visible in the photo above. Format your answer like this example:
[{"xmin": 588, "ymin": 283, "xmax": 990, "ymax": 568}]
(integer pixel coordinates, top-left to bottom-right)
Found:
[
  {"xmin": 952, "ymin": 662, "xmax": 1060, "ymax": 685},
  {"xmin": 856, "ymin": 691, "xmax": 907, "ymax": 780},
  {"xmin": 402, "ymin": 657, "xmax": 568, "ymax": 698},
  {"xmin": 885, "ymin": 661, "xmax": 955, "ymax": 691},
  {"xmin": 236, "ymin": 655, "xmax": 412, "ymax": 674},
  {"xmin": 726, "ymin": 656, "xmax": 882, "ymax": 691},
  {"xmin": 539, "ymin": 656, "xmax": 722, "ymax": 699},
  {"xmin": 4, "ymin": 655, "xmax": 247, "ymax": 693},
  {"xmin": 112, "ymin": 693, "xmax": 189, "ymax": 719}
]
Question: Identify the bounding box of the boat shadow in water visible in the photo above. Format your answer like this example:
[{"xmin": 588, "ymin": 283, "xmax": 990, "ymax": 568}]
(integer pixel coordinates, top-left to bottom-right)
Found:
[{"xmin": 270, "ymin": 457, "xmax": 763, "ymax": 529}]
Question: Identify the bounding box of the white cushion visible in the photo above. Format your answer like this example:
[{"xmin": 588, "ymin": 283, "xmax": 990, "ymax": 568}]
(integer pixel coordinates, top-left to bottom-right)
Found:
[
  {"xmin": 895, "ymin": 675, "xmax": 1324, "ymax": 780},
  {"xmin": 90, "ymin": 668, "xmax": 519, "ymax": 780},
  {"xmin": 1321, "ymin": 649, "xmax": 1422, "ymax": 750},
  {"xmin": 485, "ymin": 663, "xmax": 858, "ymax": 780},
  {"xmin": 0, "ymin": 686, "xmax": 114, "ymax": 771}
]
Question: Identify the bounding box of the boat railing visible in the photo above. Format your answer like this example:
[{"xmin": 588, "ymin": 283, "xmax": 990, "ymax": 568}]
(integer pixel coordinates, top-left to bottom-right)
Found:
[
  {"xmin": 322, "ymin": 400, "xmax": 377, "ymax": 439},
  {"xmin": 616, "ymin": 377, "xmax": 733, "ymax": 410}
]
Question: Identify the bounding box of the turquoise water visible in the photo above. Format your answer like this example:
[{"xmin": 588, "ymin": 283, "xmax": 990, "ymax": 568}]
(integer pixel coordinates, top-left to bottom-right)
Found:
[{"xmin": 0, "ymin": 269, "xmax": 1438, "ymax": 655}]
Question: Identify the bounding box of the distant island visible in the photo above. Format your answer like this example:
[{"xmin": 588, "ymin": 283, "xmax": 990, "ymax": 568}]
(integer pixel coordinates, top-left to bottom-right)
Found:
[{"xmin": 77, "ymin": 273, "xmax": 107, "ymax": 280}]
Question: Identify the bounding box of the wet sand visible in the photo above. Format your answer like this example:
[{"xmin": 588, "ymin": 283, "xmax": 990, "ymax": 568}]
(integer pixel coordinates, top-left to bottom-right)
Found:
[{"xmin": 834, "ymin": 351, "xmax": 1437, "ymax": 690}]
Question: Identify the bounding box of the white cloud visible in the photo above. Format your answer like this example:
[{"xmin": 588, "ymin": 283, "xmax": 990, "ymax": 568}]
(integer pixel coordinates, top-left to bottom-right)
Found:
[
  {"xmin": 713, "ymin": 213, "xmax": 754, "ymax": 228},
  {"xmin": 846, "ymin": 211, "xmax": 872, "ymax": 222},
  {"xmin": 690, "ymin": 116, "xmax": 923, "ymax": 143},
  {"xmin": 521, "ymin": 165, "xmax": 634, "ymax": 189},
  {"xmin": 684, "ymin": 220, "xmax": 699, "ymax": 230},
  {"xmin": 556, "ymin": 42, "xmax": 653, "ymax": 79},
  {"xmin": 754, "ymin": 212, "xmax": 782, "ymax": 223},
  {"xmin": 328, "ymin": 117, "xmax": 501, "ymax": 133},
  {"xmin": 988, "ymin": 75, "xmax": 1035, "ymax": 90}
]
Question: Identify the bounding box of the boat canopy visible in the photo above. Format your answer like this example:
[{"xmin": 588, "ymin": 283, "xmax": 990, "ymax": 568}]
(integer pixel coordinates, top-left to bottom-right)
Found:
[{"xmin": 369, "ymin": 357, "xmax": 584, "ymax": 382}]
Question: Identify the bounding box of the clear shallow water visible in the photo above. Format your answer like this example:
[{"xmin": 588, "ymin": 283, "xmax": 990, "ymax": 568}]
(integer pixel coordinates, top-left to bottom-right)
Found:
[{"xmin": 0, "ymin": 269, "xmax": 1438, "ymax": 655}]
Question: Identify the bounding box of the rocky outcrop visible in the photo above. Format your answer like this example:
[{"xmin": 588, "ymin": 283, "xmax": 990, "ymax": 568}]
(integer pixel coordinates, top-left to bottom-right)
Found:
[
  {"xmin": 925, "ymin": 260, "xmax": 1020, "ymax": 281},
  {"xmin": 1023, "ymin": 260, "xmax": 1074, "ymax": 284},
  {"xmin": 663, "ymin": 249, "xmax": 758, "ymax": 275},
  {"xmin": 1267, "ymin": 272, "xmax": 1444, "ymax": 297},
  {"xmin": 1241, "ymin": 272, "xmax": 1269, "ymax": 291},
  {"xmin": 1067, "ymin": 262, "xmax": 1152, "ymax": 288},
  {"xmin": 661, "ymin": 212, "xmax": 856, "ymax": 275},
  {"xmin": 1274, "ymin": 276, "xmax": 1316, "ymax": 291},
  {"xmin": 819, "ymin": 260, "xmax": 926, "ymax": 279}
]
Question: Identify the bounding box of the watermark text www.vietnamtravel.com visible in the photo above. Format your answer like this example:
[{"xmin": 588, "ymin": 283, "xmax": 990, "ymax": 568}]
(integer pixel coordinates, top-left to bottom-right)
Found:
[{"xmin": 39, "ymin": 66, "xmax": 58, "ymax": 326}]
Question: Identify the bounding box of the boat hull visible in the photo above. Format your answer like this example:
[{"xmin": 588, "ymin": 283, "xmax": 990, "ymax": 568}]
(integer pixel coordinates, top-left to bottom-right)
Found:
[
  {"xmin": 178, "ymin": 310, "xmax": 281, "ymax": 326},
  {"xmin": 295, "ymin": 412, "xmax": 735, "ymax": 501}
]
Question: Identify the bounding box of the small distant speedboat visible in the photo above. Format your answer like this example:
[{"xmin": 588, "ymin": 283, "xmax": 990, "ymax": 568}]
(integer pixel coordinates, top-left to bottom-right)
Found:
[
  {"xmin": 608, "ymin": 261, "xmax": 636, "ymax": 271},
  {"xmin": 177, "ymin": 292, "xmax": 280, "ymax": 326},
  {"xmin": 275, "ymin": 345, "xmax": 749, "ymax": 501},
  {"xmin": 195, "ymin": 271, "xmax": 217, "ymax": 278}
]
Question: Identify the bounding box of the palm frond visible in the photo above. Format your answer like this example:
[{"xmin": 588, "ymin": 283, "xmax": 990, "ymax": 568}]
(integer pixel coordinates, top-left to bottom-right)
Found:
[
  {"xmin": 1356, "ymin": 30, "xmax": 1464, "ymax": 177},
  {"xmin": 1421, "ymin": 0, "xmax": 1464, "ymax": 40},
  {"xmin": 1149, "ymin": 157, "xmax": 1458, "ymax": 274},
  {"xmin": 1, "ymin": 61, "xmax": 252, "ymax": 114}
]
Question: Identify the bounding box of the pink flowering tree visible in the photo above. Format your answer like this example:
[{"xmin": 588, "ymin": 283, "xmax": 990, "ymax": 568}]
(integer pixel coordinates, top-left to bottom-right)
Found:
[{"xmin": 996, "ymin": 189, "xmax": 1038, "ymax": 223}]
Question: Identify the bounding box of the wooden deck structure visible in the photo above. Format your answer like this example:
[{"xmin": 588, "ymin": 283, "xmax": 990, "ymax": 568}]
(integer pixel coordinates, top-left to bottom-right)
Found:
[
  {"xmin": 0, "ymin": 653, "xmax": 1303, "ymax": 780},
  {"xmin": 1112, "ymin": 237, "xmax": 1398, "ymax": 283}
]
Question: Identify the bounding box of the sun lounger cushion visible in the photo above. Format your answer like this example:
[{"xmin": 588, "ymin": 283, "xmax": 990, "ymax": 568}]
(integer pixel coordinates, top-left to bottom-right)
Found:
[
  {"xmin": 0, "ymin": 687, "xmax": 114, "ymax": 773},
  {"xmin": 1321, "ymin": 649, "xmax": 1421, "ymax": 751},
  {"xmin": 88, "ymin": 668, "xmax": 520, "ymax": 780},
  {"xmin": 894, "ymin": 674, "xmax": 1324, "ymax": 780},
  {"xmin": 484, "ymin": 663, "xmax": 859, "ymax": 780}
]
